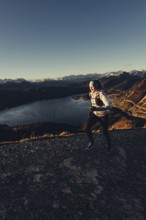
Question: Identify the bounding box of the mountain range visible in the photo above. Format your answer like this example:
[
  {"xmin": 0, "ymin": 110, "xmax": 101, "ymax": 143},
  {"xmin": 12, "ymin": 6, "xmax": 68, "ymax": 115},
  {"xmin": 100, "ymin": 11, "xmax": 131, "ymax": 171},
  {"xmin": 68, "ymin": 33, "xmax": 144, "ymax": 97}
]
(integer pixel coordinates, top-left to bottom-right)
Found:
[{"xmin": 0, "ymin": 70, "xmax": 146, "ymax": 90}]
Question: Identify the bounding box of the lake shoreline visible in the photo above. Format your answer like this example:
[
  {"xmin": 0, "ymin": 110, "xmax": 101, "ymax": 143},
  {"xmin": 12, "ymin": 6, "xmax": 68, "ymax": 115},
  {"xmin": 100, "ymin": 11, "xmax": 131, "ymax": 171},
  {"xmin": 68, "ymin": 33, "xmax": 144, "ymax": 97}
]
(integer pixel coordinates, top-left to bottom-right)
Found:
[{"xmin": 0, "ymin": 94, "xmax": 89, "ymax": 127}]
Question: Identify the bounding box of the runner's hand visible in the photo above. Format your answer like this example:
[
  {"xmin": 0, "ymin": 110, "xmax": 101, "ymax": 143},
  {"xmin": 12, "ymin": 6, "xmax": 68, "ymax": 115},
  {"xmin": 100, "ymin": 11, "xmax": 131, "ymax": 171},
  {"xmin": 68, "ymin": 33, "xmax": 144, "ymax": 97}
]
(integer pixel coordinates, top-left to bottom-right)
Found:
[{"xmin": 89, "ymin": 106, "xmax": 96, "ymax": 111}]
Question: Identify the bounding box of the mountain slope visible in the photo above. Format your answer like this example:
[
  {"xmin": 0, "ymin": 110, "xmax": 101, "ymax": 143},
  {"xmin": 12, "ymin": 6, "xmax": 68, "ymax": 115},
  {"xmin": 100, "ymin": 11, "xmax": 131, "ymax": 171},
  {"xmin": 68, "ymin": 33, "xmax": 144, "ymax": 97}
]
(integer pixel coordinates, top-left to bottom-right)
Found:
[{"xmin": 113, "ymin": 78, "xmax": 146, "ymax": 119}]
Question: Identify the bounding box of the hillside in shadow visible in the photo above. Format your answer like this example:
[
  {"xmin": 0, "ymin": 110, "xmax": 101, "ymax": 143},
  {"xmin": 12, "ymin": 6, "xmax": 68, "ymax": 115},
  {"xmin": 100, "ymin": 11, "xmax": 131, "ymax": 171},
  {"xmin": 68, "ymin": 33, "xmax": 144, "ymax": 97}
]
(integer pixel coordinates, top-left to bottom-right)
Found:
[{"xmin": 0, "ymin": 85, "xmax": 88, "ymax": 111}]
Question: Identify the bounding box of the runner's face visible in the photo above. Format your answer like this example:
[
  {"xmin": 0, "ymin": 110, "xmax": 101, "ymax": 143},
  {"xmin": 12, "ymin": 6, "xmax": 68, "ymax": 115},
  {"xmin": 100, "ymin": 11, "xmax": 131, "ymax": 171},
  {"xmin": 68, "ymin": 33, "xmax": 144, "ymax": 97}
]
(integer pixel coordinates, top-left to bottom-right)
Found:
[{"xmin": 89, "ymin": 86, "xmax": 95, "ymax": 92}]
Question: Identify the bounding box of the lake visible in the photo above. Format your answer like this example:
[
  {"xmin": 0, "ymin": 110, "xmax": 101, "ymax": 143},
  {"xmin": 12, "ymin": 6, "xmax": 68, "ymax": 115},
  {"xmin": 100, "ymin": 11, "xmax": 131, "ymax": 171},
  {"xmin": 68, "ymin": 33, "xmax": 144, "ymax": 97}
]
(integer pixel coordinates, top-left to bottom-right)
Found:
[{"xmin": 0, "ymin": 96, "xmax": 90, "ymax": 126}]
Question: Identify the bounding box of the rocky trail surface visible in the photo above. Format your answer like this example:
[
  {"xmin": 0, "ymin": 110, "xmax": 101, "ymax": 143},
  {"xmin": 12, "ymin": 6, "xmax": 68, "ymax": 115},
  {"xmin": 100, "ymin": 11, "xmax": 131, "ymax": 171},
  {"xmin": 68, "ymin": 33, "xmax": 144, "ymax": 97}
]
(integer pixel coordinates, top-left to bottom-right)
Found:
[{"xmin": 0, "ymin": 129, "xmax": 146, "ymax": 220}]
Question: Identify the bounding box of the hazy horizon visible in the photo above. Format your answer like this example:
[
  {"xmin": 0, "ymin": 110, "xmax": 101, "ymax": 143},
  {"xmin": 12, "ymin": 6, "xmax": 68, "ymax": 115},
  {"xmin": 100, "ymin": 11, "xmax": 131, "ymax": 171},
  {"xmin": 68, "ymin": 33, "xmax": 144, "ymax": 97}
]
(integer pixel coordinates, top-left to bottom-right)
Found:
[{"xmin": 0, "ymin": 69, "xmax": 145, "ymax": 81}]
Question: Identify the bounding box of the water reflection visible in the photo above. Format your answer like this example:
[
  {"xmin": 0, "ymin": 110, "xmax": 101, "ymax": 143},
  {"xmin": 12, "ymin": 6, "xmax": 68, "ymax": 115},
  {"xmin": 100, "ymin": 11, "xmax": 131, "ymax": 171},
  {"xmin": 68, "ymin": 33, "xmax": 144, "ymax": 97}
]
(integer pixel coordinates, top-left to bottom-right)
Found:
[{"xmin": 0, "ymin": 96, "xmax": 90, "ymax": 126}]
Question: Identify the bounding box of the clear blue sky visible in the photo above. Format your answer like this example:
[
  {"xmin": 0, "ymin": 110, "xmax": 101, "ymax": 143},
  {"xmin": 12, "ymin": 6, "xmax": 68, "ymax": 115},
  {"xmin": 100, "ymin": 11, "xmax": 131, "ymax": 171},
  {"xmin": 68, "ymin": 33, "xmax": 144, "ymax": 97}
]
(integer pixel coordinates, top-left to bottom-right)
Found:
[{"xmin": 0, "ymin": 0, "xmax": 146, "ymax": 79}]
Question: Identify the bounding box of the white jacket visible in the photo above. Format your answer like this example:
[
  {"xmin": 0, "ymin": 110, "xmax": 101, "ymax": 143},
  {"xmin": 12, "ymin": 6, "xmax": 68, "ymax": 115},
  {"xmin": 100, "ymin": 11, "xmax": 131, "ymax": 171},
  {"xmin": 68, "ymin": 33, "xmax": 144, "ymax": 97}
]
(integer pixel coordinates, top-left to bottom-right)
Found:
[{"xmin": 89, "ymin": 90, "xmax": 112, "ymax": 117}]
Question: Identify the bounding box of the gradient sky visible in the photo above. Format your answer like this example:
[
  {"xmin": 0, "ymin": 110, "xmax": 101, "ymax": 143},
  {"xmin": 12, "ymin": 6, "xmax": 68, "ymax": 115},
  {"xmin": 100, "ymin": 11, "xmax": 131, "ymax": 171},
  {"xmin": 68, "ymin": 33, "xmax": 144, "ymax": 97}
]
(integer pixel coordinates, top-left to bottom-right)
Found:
[{"xmin": 0, "ymin": 0, "xmax": 146, "ymax": 80}]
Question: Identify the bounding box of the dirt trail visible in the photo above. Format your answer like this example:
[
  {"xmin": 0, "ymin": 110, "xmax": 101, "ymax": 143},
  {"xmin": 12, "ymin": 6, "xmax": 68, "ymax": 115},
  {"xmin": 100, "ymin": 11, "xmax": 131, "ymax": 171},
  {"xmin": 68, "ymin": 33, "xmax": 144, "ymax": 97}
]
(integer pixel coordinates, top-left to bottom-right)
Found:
[{"xmin": 0, "ymin": 129, "xmax": 146, "ymax": 220}]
